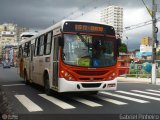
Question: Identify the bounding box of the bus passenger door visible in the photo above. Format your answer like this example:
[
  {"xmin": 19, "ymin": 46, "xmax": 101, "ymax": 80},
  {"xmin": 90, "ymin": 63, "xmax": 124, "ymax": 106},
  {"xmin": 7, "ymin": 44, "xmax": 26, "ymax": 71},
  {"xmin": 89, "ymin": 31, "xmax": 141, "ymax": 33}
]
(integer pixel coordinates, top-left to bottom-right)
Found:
[{"xmin": 52, "ymin": 37, "xmax": 59, "ymax": 88}]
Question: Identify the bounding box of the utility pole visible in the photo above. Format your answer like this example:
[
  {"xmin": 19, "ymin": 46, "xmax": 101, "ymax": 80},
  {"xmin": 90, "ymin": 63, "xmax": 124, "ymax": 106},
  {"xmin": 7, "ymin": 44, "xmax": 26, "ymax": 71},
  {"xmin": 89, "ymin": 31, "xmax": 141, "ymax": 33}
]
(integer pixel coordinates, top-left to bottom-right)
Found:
[{"xmin": 151, "ymin": 0, "xmax": 157, "ymax": 84}]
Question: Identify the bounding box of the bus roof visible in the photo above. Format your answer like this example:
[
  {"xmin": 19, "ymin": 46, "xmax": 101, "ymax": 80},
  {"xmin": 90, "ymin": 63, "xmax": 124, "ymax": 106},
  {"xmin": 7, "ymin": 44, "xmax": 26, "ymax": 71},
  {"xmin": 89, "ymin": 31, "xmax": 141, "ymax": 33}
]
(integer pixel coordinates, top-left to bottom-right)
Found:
[
  {"xmin": 19, "ymin": 20, "xmax": 115, "ymax": 45},
  {"xmin": 20, "ymin": 32, "xmax": 37, "ymax": 37}
]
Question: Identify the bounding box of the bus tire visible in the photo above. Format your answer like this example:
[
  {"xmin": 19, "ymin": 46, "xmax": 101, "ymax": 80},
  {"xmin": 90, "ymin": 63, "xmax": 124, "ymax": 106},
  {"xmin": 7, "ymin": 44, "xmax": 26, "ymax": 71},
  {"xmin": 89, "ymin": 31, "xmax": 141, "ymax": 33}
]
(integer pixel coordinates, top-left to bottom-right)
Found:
[
  {"xmin": 44, "ymin": 73, "xmax": 52, "ymax": 96},
  {"xmin": 24, "ymin": 70, "xmax": 29, "ymax": 85}
]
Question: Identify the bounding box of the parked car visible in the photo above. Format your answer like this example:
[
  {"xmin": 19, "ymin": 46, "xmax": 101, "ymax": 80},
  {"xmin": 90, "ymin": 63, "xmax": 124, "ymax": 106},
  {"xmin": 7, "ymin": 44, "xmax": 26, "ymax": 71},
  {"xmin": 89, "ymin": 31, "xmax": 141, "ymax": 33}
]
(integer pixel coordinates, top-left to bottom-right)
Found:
[
  {"xmin": 3, "ymin": 60, "xmax": 11, "ymax": 68},
  {"xmin": 10, "ymin": 62, "xmax": 14, "ymax": 67}
]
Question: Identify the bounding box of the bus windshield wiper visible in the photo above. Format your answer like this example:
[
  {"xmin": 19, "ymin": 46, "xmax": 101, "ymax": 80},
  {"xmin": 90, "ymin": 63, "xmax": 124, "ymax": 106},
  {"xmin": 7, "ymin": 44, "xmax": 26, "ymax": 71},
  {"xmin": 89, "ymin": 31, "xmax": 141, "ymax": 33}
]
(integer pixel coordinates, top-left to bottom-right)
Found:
[{"xmin": 76, "ymin": 33, "xmax": 88, "ymax": 47}]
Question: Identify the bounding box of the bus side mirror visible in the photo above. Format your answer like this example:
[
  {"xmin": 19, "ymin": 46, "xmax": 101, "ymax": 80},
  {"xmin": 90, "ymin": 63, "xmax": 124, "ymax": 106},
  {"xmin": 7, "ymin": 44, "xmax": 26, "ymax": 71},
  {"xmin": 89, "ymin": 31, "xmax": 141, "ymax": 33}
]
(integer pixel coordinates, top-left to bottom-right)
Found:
[
  {"xmin": 58, "ymin": 36, "xmax": 64, "ymax": 47},
  {"xmin": 117, "ymin": 38, "xmax": 121, "ymax": 48},
  {"xmin": 117, "ymin": 38, "xmax": 122, "ymax": 57},
  {"xmin": 114, "ymin": 38, "xmax": 121, "ymax": 58}
]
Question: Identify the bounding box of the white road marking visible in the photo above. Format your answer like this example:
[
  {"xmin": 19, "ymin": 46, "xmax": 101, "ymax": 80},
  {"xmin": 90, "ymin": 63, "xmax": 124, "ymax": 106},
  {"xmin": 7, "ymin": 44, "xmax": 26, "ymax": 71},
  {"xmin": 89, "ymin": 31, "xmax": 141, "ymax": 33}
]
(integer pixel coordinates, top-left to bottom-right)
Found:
[
  {"xmin": 2, "ymin": 84, "xmax": 25, "ymax": 87},
  {"xmin": 39, "ymin": 94, "xmax": 75, "ymax": 109},
  {"xmin": 100, "ymin": 92, "xmax": 149, "ymax": 103},
  {"xmin": 116, "ymin": 91, "xmax": 160, "ymax": 101},
  {"xmin": 73, "ymin": 97, "xmax": 102, "ymax": 107},
  {"xmin": 95, "ymin": 95, "xmax": 128, "ymax": 105},
  {"xmin": 15, "ymin": 95, "xmax": 43, "ymax": 112},
  {"xmin": 146, "ymin": 89, "xmax": 160, "ymax": 93},
  {"xmin": 118, "ymin": 82, "xmax": 144, "ymax": 84},
  {"xmin": 131, "ymin": 90, "xmax": 160, "ymax": 97}
]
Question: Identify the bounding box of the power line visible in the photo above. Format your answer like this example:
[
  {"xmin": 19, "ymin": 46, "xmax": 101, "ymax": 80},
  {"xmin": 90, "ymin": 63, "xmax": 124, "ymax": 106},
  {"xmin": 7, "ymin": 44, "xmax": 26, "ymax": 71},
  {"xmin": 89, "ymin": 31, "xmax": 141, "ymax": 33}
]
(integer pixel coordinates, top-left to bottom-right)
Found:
[
  {"xmin": 55, "ymin": 0, "xmax": 112, "ymax": 22},
  {"xmin": 124, "ymin": 17, "xmax": 160, "ymax": 31},
  {"xmin": 54, "ymin": 0, "xmax": 159, "ymax": 32},
  {"xmin": 55, "ymin": 0, "xmax": 101, "ymax": 22}
]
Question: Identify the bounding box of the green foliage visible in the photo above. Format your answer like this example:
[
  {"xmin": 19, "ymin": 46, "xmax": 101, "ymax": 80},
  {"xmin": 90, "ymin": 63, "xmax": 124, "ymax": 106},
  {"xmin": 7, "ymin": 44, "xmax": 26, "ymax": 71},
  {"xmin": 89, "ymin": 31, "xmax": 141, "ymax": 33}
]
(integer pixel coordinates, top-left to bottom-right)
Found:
[
  {"xmin": 126, "ymin": 74, "xmax": 136, "ymax": 77},
  {"xmin": 119, "ymin": 43, "xmax": 128, "ymax": 53},
  {"xmin": 129, "ymin": 69, "xmax": 137, "ymax": 74},
  {"xmin": 157, "ymin": 50, "xmax": 160, "ymax": 56}
]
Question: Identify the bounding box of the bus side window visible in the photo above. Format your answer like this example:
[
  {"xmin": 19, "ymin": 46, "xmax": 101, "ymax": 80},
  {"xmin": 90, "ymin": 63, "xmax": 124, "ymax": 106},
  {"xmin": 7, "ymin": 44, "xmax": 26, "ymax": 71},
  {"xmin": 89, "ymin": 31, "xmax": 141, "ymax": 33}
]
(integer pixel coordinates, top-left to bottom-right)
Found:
[
  {"xmin": 23, "ymin": 42, "xmax": 30, "ymax": 58},
  {"xmin": 22, "ymin": 44, "xmax": 26, "ymax": 58},
  {"xmin": 39, "ymin": 35, "xmax": 45, "ymax": 55},
  {"xmin": 44, "ymin": 32, "xmax": 52, "ymax": 55},
  {"xmin": 31, "ymin": 44, "xmax": 34, "ymax": 61},
  {"xmin": 34, "ymin": 38, "xmax": 40, "ymax": 56},
  {"xmin": 18, "ymin": 46, "xmax": 21, "ymax": 57},
  {"xmin": 18, "ymin": 45, "xmax": 22, "ymax": 57},
  {"xmin": 27, "ymin": 42, "xmax": 31, "ymax": 57}
]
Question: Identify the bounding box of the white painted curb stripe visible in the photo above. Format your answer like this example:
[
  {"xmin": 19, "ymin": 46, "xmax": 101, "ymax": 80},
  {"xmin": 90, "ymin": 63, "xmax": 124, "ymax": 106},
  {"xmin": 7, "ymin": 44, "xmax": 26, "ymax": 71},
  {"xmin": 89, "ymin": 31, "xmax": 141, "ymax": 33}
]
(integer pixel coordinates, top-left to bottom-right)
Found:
[
  {"xmin": 116, "ymin": 91, "xmax": 160, "ymax": 101},
  {"xmin": 15, "ymin": 95, "xmax": 43, "ymax": 112},
  {"xmin": 3, "ymin": 84, "xmax": 25, "ymax": 86},
  {"xmin": 73, "ymin": 98, "xmax": 102, "ymax": 107},
  {"xmin": 146, "ymin": 89, "xmax": 160, "ymax": 93},
  {"xmin": 131, "ymin": 90, "xmax": 160, "ymax": 97},
  {"xmin": 95, "ymin": 95, "xmax": 128, "ymax": 105},
  {"xmin": 39, "ymin": 94, "xmax": 75, "ymax": 109},
  {"xmin": 100, "ymin": 92, "xmax": 149, "ymax": 103}
]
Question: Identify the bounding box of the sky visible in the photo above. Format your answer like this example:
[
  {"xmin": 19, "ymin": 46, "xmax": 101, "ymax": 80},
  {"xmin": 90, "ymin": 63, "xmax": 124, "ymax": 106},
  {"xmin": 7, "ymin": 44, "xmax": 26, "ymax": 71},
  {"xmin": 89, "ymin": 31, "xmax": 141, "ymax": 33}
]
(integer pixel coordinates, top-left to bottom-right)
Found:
[{"xmin": 0, "ymin": 0, "xmax": 160, "ymax": 51}]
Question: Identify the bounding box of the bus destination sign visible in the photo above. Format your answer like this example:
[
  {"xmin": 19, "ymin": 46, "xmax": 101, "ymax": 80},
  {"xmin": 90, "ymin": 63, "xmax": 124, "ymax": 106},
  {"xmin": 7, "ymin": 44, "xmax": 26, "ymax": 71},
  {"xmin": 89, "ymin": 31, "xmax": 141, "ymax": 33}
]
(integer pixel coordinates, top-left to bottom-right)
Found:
[
  {"xmin": 75, "ymin": 24, "xmax": 104, "ymax": 33},
  {"xmin": 63, "ymin": 21, "xmax": 115, "ymax": 35}
]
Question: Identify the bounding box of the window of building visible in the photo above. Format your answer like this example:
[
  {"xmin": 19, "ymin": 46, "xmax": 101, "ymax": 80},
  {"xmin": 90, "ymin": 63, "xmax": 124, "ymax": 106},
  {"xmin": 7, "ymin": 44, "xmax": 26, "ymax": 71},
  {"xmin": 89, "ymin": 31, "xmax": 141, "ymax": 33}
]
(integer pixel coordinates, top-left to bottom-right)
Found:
[{"xmin": 121, "ymin": 62, "xmax": 125, "ymax": 67}]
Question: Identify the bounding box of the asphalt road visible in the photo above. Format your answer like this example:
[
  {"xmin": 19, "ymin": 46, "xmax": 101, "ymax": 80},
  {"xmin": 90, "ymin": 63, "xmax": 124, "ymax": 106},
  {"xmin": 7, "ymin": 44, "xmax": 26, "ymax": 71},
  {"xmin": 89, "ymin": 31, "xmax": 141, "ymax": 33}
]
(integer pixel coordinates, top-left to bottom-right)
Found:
[{"xmin": 1, "ymin": 65, "xmax": 160, "ymax": 120}]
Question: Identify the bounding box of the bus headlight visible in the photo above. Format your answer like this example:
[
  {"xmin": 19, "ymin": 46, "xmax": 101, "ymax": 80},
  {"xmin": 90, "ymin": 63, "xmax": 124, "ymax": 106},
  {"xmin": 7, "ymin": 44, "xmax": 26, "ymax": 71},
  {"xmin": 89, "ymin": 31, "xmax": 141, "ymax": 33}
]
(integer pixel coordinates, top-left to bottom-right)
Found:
[
  {"xmin": 61, "ymin": 70, "xmax": 75, "ymax": 81},
  {"xmin": 108, "ymin": 72, "xmax": 116, "ymax": 80},
  {"xmin": 64, "ymin": 72, "xmax": 68, "ymax": 77},
  {"xmin": 69, "ymin": 77, "xmax": 72, "ymax": 80},
  {"xmin": 112, "ymin": 73, "xmax": 116, "ymax": 76}
]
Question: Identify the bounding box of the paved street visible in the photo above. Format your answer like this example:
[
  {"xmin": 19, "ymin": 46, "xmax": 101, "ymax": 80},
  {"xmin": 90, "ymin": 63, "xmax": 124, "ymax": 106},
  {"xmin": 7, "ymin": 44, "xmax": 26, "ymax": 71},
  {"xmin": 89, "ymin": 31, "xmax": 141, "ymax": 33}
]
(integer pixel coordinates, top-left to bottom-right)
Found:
[{"xmin": 1, "ymin": 65, "xmax": 160, "ymax": 120}]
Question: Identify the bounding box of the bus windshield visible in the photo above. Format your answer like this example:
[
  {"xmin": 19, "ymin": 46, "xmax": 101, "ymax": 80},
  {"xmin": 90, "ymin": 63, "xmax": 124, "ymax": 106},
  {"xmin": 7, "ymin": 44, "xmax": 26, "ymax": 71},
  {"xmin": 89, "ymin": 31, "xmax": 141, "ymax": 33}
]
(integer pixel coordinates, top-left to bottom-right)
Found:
[{"xmin": 62, "ymin": 34, "xmax": 116, "ymax": 68}]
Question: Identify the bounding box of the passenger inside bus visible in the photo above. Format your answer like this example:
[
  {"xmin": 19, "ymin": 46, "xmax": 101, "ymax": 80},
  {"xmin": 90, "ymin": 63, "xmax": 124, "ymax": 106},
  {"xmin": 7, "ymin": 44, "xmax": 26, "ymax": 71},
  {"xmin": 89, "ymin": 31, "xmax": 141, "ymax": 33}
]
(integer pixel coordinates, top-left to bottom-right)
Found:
[{"xmin": 92, "ymin": 40, "xmax": 104, "ymax": 67}]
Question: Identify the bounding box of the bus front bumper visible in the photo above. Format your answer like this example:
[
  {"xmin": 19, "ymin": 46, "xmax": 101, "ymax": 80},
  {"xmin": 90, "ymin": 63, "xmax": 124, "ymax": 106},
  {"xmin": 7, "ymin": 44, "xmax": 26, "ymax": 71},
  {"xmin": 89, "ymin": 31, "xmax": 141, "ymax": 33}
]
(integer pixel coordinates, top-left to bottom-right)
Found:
[{"xmin": 57, "ymin": 78, "xmax": 117, "ymax": 92}]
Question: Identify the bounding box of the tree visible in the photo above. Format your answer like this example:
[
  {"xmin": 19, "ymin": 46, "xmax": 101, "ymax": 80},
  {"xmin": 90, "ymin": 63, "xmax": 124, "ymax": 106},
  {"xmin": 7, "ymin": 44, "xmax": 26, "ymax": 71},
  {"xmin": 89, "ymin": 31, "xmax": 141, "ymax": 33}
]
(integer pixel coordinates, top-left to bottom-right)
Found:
[
  {"xmin": 157, "ymin": 50, "xmax": 160, "ymax": 56},
  {"xmin": 119, "ymin": 43, "xmax": 128, "ymax": 53}
]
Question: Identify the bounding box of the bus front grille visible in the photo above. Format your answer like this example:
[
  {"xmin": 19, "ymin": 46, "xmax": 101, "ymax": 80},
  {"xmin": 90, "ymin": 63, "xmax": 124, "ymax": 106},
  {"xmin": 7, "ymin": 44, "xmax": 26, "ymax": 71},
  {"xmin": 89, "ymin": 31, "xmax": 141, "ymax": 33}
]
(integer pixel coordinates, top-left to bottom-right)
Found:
[
  {"xmin": 79, "ymin": 78, "xmax": 102, "ymax": 80},
  {"xmin": 74, "ymin": 70, "xmax": 107, "ymax": 76},
  {"xmin": 81, "ymin": 83, "xmax": 101, "ymax": 88}
]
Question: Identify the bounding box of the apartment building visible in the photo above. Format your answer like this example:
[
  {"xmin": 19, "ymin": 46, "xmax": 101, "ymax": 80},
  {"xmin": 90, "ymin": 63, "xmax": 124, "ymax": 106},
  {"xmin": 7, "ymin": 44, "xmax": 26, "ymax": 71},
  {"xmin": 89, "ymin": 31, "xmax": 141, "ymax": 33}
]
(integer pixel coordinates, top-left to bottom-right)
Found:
[{"xmin": 101, "ymin": 5, "xmax": 123, "ymax": 38}]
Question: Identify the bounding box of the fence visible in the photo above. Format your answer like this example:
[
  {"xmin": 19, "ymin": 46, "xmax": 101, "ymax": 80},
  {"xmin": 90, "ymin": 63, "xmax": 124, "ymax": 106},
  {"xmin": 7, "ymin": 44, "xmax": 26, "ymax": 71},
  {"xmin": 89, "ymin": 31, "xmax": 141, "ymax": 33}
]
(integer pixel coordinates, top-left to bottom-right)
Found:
[{"xmin": 125, "ymin": 69, "xmax": 160, "ymax": 78}]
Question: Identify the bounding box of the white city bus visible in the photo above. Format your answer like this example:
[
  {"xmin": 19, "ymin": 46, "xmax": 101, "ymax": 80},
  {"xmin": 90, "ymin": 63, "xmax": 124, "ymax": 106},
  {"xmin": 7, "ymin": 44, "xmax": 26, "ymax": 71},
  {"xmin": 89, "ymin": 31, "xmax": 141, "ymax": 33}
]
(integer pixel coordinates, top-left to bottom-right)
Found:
[
  {"xmin": 18, "ymin": 20, "xmax": 121, "ymax": 95},
  {"xmin": 20, "ymin": 32, "xmax": 37, "ymax": 40}
]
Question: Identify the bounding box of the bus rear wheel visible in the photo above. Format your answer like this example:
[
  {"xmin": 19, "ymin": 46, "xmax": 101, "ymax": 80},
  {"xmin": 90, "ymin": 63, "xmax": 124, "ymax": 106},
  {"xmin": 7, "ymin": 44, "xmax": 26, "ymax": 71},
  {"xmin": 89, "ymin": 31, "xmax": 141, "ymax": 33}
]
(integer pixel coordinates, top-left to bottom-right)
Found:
[
  {"xmin": 44, "ymin": 74, "xmax": 52, "ymax": 96},
  {"xmin": 24, "ymin": 70, "xmax": 29, "ymax": 85}
]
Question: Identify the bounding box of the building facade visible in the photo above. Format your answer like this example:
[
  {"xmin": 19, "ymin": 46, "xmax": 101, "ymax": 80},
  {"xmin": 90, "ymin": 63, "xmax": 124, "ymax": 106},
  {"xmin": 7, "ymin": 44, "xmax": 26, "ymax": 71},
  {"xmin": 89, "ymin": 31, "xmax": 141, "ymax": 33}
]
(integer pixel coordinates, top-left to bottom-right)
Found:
[
  {"xmin": 2, "ymin": 45, "xmax": 18, "ymax": 66},
  {"xmin": 141, "ymin": 36, "xmax": 152, "ymax": 46},
  {"xmin": 0, "ymin": 23, "xmax": 29, "ymax": 61},
  {"xmin": 100, "ymin": 5, "xmax": 123, "ymax": 38},
  {"xmin": 140, "ymin": 37, "xmax": 152, "ymax": 53},
  {"xmin": 116, "ymin": 53, "xmax": 130, "ymax": 76}
]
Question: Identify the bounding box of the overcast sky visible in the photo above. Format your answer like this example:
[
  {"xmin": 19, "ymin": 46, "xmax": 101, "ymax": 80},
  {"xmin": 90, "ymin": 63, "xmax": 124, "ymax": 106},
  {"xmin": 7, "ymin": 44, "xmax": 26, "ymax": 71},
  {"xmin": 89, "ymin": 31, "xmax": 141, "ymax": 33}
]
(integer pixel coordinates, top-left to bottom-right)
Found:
[{"xmin": 0, "ymin": 0, "xmax": 160, "ymax": 50}]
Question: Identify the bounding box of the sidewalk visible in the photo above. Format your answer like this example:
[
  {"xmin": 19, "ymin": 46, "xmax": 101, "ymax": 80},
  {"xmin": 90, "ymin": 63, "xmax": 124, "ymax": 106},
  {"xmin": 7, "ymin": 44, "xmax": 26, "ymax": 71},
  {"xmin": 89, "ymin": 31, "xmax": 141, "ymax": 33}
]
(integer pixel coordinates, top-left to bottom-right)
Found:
[{"xmin": 117, "ymin": 77, "xmax": 160, "ymax": 85}]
